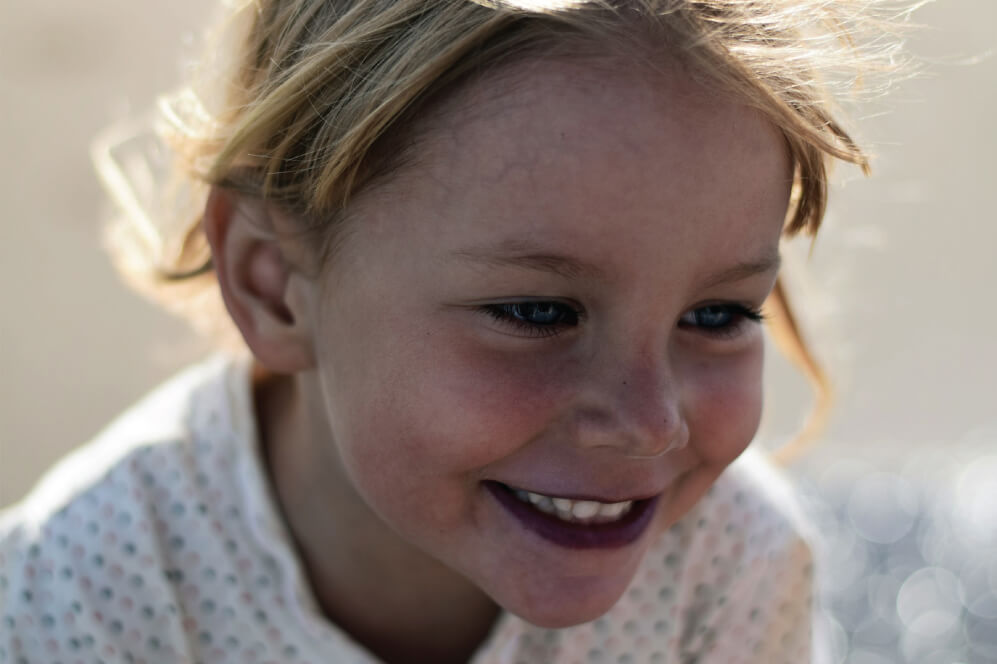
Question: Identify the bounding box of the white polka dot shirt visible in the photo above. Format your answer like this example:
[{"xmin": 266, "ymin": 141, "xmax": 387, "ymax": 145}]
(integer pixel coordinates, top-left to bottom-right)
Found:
[{"xmin": 1, "ymin": 355, "xmax": 817, "ymax": 663}]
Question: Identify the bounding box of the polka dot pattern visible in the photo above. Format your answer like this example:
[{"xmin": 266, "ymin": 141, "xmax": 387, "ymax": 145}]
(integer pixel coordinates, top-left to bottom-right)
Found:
[
  {"xmin": 471, "ymin": 458, "xmax": 814, "ymax": 664},
  {"xmin": 1, "ymin": 356, "xmax": 816, "ymax": 663}
]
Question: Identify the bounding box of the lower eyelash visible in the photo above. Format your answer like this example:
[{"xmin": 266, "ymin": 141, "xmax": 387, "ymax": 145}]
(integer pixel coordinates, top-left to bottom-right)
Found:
[
  {"xmin": 480, "ymin": 302, "xmax": 762, "ymax": 340},
  {"xmin": 481, "ymin": 302, "xmax": 581, "ymax": 338},
  {"xmin": 680, "ymin": 304, "xmax": 765, "ymax": 340},
  {"xmin": 706, "ymin": 317, "xmax": 752, "ymax": 339}
]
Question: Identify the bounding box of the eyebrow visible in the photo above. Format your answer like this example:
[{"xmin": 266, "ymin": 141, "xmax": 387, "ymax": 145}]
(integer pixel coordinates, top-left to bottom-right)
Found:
[
  {"xmin": 450, "ymin": 239, "xmax": 780, "ymax": 285},
  {"xmin": 699, "ymin": 252, "xmax": 782, "ymax": 289},
  {"xmin": 449, "ymin": 239, "xmax": 605, "ymax": 280}
]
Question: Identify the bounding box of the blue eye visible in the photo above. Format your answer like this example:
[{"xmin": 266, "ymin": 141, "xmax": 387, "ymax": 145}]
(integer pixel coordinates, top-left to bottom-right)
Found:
[
  {"xmin": 483, "ymin": 301, "xmax": 581, "ymax": 337},
  {"xmin": 680, "ymin": 304, "xmax": 763, "ymax": 335}
]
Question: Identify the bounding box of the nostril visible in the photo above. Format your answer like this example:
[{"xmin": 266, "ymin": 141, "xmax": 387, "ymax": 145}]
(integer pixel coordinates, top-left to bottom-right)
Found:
[
  {"xmin": 570, "ymin": 373, "xmax": 687, "ymax": 457},
  {"xmin": 623, "ymin": 420, "xmax": 689, "ymax": 459}
]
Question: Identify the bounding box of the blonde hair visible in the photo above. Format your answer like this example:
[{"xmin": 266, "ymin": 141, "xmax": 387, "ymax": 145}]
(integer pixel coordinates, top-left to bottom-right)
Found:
[{"xmin": 95, "ymin": 0, "xmax": 915, "ymax": 461}]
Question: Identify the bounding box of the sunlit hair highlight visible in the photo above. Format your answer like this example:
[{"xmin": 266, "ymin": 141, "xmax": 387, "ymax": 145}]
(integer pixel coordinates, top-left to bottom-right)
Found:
[{"xmin": 94, "ymin": 0, "xmax": 918, "ymax": 460}]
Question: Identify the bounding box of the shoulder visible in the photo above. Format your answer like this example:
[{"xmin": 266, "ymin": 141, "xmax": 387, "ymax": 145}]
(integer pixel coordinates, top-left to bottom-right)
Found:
[
  {"xmin": 5, "ymin": 354, "xmax": 253, "ymax": 523},
  {"xmin": 656, "ymin": 447, "xmax": 815, "ymax": 575},
  {"xmin": 650, "ymin": 447, "xmax": 816, "ymax": 661},
  {"xmin": 611, "ymin": 448, "xmax": 815, "ymax": 662},
  {"xmin": 701, "ymin": 445, "xmax": 817, "ymax": 553},
  {"xmin": 0, "ymin": 354, "xmax": 253, "ymax": 662},
  {"xmin": 4, "ymin": 354, "xmax": 244, "ymax": 528}
]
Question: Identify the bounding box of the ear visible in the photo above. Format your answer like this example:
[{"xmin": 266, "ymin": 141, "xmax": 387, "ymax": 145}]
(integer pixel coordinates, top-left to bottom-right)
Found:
[{"xmin": 203, "ymin": 186, "xmax": 316, "ymax": 373}]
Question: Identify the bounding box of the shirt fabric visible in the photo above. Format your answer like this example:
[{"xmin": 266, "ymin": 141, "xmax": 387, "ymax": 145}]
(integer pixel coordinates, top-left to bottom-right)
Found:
[{"xmin": 1, "ymin": 354, "xmax": 816, "ymax": 664}]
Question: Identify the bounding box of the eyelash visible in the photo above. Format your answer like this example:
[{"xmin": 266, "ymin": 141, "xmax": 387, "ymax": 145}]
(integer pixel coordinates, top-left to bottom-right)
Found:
[
  {"xmin": 481, "ymin": 301, "xmax": 764, "ymax": 339},
  {"xmin": 482, "ymin": 301, "xmax": 583, "ymax": 338},
  {"xmin": 677, "ymin": 304, "xmax": 765, "ymax": 339}
]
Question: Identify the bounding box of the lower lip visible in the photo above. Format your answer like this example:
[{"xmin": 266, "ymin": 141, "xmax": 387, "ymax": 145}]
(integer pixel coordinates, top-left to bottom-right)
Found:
[{"xmin": 483, "ymin": 481, "xmax": 661, "ymax": 550}]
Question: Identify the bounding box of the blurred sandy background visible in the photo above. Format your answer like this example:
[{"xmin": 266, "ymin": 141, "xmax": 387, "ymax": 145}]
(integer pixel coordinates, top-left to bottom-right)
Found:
[{"xmin": 1, "ymin": 1, "xmax": 995, "ymax": 508}]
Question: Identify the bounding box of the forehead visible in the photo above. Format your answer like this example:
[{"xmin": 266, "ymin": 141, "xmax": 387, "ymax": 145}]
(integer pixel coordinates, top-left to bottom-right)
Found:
[
  {"xmin": 419, "ymin": 55, "xmax": 780, "ymax": 172},
  {"xmin": 345, "ymin": 55, "xmax": 791, "ymax": 281}
]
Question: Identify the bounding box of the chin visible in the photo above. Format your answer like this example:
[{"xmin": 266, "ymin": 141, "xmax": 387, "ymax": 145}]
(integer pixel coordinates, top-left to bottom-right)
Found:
[
  {"xmin": 513, "ymin": 595, "xmax": 623, "ymax": 629},
  {"xmin": 494, "ymin": 571, "xmax": 636, "ymax": 629}
]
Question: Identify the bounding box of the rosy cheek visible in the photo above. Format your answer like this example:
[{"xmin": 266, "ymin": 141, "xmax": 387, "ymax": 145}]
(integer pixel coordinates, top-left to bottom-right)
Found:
[
  {"xmin": 371, "ymin": 336, "xmax": 572, "ymax": 471},
  {"xmin": 684, "ymin": 350, "xmax": 764, "ymax": 466}
]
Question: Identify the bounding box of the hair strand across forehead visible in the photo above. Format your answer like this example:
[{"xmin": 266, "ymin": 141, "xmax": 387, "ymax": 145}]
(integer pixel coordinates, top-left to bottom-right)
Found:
[
  {"xmin": 203, "ymin": 1, "xmax": 893, "ymax": 217},
  {"xmin": 98, "ymin": 0, "xmax": 919, "ymax": 453}
]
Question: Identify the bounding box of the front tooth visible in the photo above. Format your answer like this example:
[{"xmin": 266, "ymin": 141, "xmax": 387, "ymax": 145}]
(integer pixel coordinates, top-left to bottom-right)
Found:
[
  {"xmin": 514, "ymin": 489, "xmax": 635, "ymax": 523},
  {"xmin": 598, "ymin": 502, "xmax": 621, "ymax": 518},
  {"xmin": 552, "ymin": 498, "xmax": 572, "ymax": 512},
  {"xmin": 534, "ymin": 496, "xmax": 557, "ymax": 515},
  {"xmin": 598, "ymin": 501, "xmax": 631, "ymax": 519},
  {"xmin": 571, "ymin": 500, "xmax": 600, "ymax": 519}
]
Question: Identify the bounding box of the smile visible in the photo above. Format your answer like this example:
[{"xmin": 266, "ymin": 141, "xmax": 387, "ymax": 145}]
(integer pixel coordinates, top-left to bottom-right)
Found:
[
  {"xmin": 484, "ymin": 481, "xmax": 661, "ymax": 550},
  {"xmin": 510, "ymin": 489, "xmax": 634, "ymax": 524}
]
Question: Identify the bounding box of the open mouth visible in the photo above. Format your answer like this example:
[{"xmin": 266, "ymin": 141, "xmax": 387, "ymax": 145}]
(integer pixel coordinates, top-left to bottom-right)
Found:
[
  {"xmin": 484, "ymin": 481, "xmax": 660, "ymax": 550},
  {"xmin": 510, "ymin": 488, "xmax": 635, "ymax": 524}
]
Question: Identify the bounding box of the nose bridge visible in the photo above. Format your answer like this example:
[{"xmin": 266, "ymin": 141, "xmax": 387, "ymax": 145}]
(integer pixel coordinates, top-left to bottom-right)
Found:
[{"xmin": 575, "ymin": 343, "xmax": 689, "ymax": 458}]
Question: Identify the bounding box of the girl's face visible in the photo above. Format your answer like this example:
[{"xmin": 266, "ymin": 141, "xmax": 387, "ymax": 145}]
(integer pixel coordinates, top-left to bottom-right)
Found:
[{"xmin": 296, "ymin": 57, "xmax": 791, "ymax": 627}]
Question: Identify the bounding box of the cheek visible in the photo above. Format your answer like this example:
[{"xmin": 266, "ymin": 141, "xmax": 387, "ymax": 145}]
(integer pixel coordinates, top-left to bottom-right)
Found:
[
  {"xmin": 326, "ymin": 334, "xmax": 575, "ymax": 537},
  {"xmin": 684, "ymin": 346, "xmax": 765, "ymax": 465},
  {"xmin": 330, "ymin": 329, "xmax": 566, "ymax": 486},
  {"xmin": 410, "ymin": 340, "xmax": 569, "ymax": 461}
]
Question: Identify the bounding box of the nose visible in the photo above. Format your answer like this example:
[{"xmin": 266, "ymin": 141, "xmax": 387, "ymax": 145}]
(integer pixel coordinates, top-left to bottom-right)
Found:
[{"xmin": 572, "ymin": 355, "xmax": 689, "ymax": 459}]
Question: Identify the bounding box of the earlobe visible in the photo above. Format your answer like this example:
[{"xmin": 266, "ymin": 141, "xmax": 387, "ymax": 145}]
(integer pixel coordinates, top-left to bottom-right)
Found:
[{"xmin": 203, "ymin": 187, "xmax": 316, "ymax": 373}]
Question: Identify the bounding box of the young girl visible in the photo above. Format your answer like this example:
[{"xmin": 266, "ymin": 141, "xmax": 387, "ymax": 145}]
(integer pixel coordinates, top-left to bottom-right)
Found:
[{"xmin": 1, "ymin": 1, "xmax": 905, "ymax": 662}]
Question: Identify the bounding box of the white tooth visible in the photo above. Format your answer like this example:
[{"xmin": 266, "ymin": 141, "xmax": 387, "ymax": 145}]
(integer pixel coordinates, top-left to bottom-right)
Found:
[
  {"xmin": 552, "ymin": 498, "xmax": 572, "ymax": 512},
  {"xmin": 551, "ymin": 498, "xmax": 574, "ymax": 521},
  {"xmin": 571, "ymin": 500, "xmax": 600, "ymax": 519},
  {"xmin": 534, "ymin": 497, "xmax": 557, "ymax": 515},
  {"xmin": 518, "ymin": 490, "xmax": 636, "ymax": 523},
  {"xmin": 598, "ymin": 501, "xmax": 627, "ymax": 519}
]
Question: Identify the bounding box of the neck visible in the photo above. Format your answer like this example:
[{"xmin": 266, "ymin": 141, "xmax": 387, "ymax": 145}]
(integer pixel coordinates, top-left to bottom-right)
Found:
[{"xmin": 253, "ymin": 369, "xmax": 501, "ymax": 664}]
